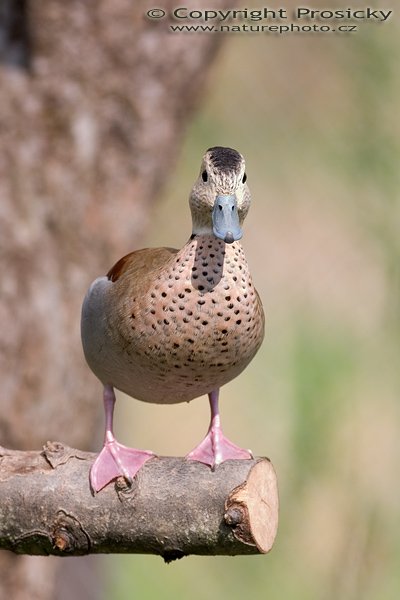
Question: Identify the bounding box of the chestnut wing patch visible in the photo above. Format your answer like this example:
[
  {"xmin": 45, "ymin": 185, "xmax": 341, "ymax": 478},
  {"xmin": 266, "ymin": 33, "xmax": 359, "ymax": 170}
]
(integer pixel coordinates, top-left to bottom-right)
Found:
[
  {"xmin": 107, "ymin": 252, "xmax": 135, "ymax": 282},
  {"xmin": 107, "ymin": 247, "xmax": 178, "ymax": 283}
]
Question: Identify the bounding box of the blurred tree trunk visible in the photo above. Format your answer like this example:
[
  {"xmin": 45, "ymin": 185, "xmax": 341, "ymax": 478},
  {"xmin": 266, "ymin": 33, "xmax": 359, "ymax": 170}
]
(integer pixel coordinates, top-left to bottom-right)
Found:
[{"xmin": 0, "ymin": 1, "xmax": 234, "ymax": 598}]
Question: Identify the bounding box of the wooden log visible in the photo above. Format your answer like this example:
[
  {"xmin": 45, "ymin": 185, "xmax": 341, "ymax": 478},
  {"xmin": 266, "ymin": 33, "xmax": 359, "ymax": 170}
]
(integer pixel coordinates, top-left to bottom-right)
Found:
[{"xmin": 0, "ymin": 442, "xmax": 278, "ymax": 561}]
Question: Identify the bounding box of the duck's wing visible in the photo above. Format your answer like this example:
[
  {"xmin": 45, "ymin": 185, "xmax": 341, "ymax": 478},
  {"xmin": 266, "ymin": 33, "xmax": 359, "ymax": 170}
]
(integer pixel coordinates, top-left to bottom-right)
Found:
[{"xmin": 107, "ymin": 247, "xmax": 178, "ymax": 283}]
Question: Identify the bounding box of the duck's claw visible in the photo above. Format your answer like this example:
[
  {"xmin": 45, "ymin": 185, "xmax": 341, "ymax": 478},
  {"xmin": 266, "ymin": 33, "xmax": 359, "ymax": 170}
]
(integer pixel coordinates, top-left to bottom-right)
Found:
[{"xmin": 90, "ymin": 440, "xmax": 154, "ymax": 493}]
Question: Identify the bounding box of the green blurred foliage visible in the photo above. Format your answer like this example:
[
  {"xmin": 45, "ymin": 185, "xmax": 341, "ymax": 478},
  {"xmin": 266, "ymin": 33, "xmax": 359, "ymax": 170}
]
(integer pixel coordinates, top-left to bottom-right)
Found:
[{"xmin": 109, "ymin": 5, "xmax": 400, "ymax": 599}]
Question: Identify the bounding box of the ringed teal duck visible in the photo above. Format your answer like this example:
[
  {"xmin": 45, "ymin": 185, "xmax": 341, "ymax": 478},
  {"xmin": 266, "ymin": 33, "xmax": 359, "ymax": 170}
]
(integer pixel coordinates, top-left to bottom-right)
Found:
[{"xmin": 81, "ymin": 146, "xmax": 265, "ymax": 492}]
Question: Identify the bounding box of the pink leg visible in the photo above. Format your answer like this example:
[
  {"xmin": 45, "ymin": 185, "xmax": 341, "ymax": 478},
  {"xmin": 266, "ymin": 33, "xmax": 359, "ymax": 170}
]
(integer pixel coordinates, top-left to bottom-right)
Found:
[
  {"xmin": 186, "ymin": 389, "xmax": 253, "ymax": 469},
  {"xmin": 90, "ymin": 385, "xmax": 154, "ymax": 492}
]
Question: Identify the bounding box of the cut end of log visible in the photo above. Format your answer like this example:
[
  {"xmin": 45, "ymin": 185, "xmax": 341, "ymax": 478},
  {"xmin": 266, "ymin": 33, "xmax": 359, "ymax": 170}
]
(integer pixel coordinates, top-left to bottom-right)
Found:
[{"xmin": 224, "ymin": 458, "xmax": 279, "ymax": 554}]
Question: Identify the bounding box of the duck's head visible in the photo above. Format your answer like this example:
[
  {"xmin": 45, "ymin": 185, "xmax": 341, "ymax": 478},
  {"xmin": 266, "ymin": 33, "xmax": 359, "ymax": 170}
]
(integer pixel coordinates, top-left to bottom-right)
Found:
[{"xmin": 189, "ymin": 146, "xmax": 250, "ymax": 244}]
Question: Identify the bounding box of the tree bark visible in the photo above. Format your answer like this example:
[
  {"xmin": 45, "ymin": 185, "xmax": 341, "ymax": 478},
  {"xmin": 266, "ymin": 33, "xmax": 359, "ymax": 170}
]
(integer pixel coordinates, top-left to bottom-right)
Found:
[
  {"xmin": 0, "ymin": 444, "xmax": 279, "ymax": 561},
  {"xmin": 0, "ymin": 0, "xmax": 237, "ymax": 597}
]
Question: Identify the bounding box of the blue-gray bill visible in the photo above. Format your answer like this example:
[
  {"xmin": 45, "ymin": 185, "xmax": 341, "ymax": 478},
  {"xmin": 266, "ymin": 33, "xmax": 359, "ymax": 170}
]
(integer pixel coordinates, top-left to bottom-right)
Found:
[{"xmin": 212, "ymin": 195, "xmax": 243, "ymax": 244}]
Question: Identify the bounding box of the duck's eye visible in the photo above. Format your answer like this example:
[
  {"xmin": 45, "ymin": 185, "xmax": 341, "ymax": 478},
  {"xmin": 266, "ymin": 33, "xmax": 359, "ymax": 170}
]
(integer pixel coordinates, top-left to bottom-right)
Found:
[
  {"xmin": 202, "ymin": 170, "xmax": 208, "ymax": 182},
  {"xmin": 242, "ymin": 172, "xmax": 247, "ymax": 183}
]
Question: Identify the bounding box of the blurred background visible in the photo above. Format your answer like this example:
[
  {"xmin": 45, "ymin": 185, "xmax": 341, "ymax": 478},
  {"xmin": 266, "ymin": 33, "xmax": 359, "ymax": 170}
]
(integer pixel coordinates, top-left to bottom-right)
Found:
[
  {"xmin": 1, "ymin": 1, "xmax": 399, "ymax": 599},
  {"xmin": 111, "ymin": 8, "xmax": 400, "ymax": 600}
]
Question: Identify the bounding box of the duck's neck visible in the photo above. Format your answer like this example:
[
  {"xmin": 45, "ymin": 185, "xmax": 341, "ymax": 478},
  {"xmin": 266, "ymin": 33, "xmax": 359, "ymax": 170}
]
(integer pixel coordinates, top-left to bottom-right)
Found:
[
  {"xmin": 191, "ymin": 223, "xmax": 213, "ymax": 237},
  {"xmin": 176, "ymin": 234, "xmax": 246, "ymax": 292}
]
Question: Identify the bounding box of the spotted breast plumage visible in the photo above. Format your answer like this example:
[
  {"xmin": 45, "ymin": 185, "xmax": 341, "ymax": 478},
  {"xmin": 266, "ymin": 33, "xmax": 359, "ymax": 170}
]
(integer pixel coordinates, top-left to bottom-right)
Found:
[{"xmin": 81, "ymin": 146, "xmax": 265, "ymax": 492}]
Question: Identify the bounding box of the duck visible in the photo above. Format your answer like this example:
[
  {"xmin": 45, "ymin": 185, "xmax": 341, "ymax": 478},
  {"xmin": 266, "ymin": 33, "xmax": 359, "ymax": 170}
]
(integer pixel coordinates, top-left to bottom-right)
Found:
[{"xmin": 81, "ymin": 146, "xmax": 265, "ymax": 492}]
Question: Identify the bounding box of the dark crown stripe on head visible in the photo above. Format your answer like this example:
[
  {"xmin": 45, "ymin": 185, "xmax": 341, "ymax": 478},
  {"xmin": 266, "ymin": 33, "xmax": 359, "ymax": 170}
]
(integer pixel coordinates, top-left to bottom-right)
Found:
[{"xmin": 207, "ymin": 147, "xmax": 242, "ymax": 172}]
